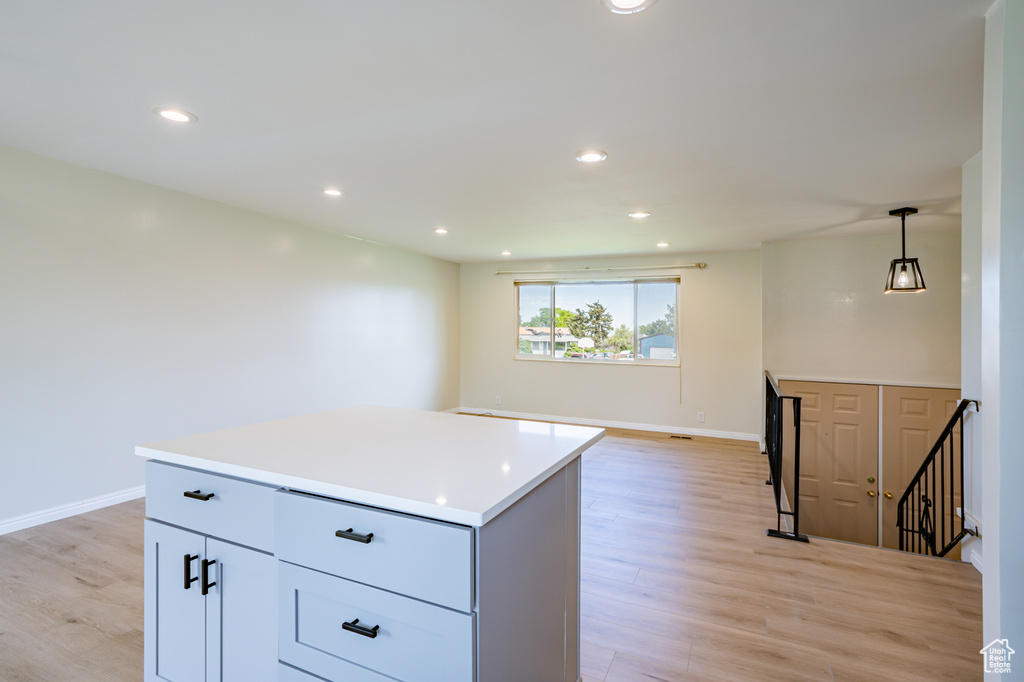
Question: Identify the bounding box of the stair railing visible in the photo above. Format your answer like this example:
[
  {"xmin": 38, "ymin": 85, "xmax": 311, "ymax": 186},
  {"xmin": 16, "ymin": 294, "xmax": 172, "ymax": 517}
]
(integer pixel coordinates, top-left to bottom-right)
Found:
[
  {"xmin": 897, "ymin": 399, "xmax": 979, "ymax": 557},
  {"xmin": 765, "ymin": 372, "xmax": 807, "ymax": 542}
]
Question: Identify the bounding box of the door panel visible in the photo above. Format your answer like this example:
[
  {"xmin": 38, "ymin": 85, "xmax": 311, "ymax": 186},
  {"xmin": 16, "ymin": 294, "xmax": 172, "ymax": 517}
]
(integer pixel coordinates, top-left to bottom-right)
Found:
[
  {"xmin": 834, "ymin": 393, "xmax": 861, "ymax": 413},
  {"xmin": 833, "ymin": 424, "xmax": 861, "ymax": 484},
  {"xmin": 206, "ymin": 538, "xmax": 278, "ymax": 682},
  {"xmin": 145, "ymin": 520, "xmax": 206, "ymax": 682},
  {"xmin": 800, "ymin": 421, "xmax": 821, "ymax": 479},
  {"xmin": 781, "ymin": 381, "xmax": 878, "ymax": 545},
  {"xmin": 881, "ymin": 386, "xmax": 961, "ymax": 551},
  {"xmin": 793, "ymin": 404, "xmax": 822, "ymax": 537}
]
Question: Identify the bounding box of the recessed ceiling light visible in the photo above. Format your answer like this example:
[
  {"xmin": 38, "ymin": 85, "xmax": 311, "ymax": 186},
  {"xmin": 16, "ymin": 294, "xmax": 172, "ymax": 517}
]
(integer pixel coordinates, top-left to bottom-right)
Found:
[
  {"xmin": 501, "ymin": 250, "xmax": 512, "ymax": 256},
  {"xmin": 601, "ymin": 0, "xmax": 658, "ymax": 14},
  {"xmin": 575, "ymin": 150, "xmax": 608, "ymax": 163},
  {"xmin": 323, "ymin": 188, "xmax": 344, "ymax": 197},
  {"xmin": 656, "ymin": 242, "xmax": 670, "ymax": 248},
  {"xmin": 629, "ymin": 211, "xmax": 651, "ymax": 218},
  {"xmin": 435, "ymin": 227, "xmax": 448, "ymax": 235},
  {"xmin": 152, "ymin": 107, "xmax": 198, "ymax": 123}
]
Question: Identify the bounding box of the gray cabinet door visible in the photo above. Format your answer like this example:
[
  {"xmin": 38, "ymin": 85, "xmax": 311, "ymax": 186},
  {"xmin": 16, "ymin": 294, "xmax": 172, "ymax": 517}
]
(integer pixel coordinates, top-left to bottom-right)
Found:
[
  {"xmin": 146, "ymin": 520, "xmax": 277, "ymax": 682},
  {"xmin": 205, "ymin": 538, "xmax": 277, "ymax": 682},
  {"xmin": 145, "ymin": 520, "xmax": 206, "ymax": 682}
]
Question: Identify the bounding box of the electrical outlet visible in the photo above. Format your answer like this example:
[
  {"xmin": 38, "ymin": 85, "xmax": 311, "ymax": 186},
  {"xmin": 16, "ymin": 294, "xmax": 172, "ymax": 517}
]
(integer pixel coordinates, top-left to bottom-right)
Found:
[
  {"xmin": 697, "ymin": 411, "xmax": 705, "ymax": 423},
  {"xmin": 495, "ymin": 395, "xmax": 501, "ymax": 405}
]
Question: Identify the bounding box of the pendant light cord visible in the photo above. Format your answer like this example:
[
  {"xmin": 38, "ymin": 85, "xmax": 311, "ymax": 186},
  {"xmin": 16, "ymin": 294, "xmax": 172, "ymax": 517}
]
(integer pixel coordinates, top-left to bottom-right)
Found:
[{"xmin": 901, "ymin": 212, "xmax": 907, "ymax": 260}]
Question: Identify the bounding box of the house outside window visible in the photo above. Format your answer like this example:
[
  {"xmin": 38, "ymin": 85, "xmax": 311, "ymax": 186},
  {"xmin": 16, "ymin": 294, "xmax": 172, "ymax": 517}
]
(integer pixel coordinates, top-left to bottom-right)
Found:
[{"xmin": 515, "ymin": 278, "xmax": 678, "ymax": 364}]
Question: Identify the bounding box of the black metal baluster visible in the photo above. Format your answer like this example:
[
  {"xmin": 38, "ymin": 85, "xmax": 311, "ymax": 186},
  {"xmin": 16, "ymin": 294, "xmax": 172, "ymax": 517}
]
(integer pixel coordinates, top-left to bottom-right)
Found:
[
  {"xmin": 927, "ymin": 471, "xmax": 932, "ymax": 554},
  {"xmin": 912, "ymin": 486, "xmax": 916, "ymax": 551},
  {"xmin": 954, "ymin": 409, "xmax": 962, "ymax": 540},
  {"xmin": 901, "ymin": 495, "xmax": 907, "ymax": 551},
  {"xmin": 792, "ymin": 397, "xmax": 802, "ymax": 539},
  {"xmin": 931, "ymin": 445, "xmax": 937, "ymax": 554},
  {"xmin": 911, "ymin": 484, "xmax": 915, "ymax": 553},
  {"xmin": 898, "ymin": 495, "xmax": 904, "ymax": 551},
  {"xmin": 922, "ymin": 464, "xmax": 928, "ymax": 554},
  {"xmin": 940, "ymin": 438, "xmax": 946, "ymax": 551},
  {"xmin": 915, "ymin": 484, "xmax": 920, "ymax": 554}
]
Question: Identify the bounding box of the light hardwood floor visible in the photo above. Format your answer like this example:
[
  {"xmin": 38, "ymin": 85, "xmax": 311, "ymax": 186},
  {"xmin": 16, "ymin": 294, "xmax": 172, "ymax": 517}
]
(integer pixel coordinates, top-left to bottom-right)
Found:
[
  {"xmin": 0, "ymin": 498, "xmax": 145, "ymax": 681},
  {"xmin": 578, "ymin": 429, "xmax": 982, "ymax": 681},
  {"xmin": 0, "ymin": 429, "xmax": 983, "ymax": 681}
]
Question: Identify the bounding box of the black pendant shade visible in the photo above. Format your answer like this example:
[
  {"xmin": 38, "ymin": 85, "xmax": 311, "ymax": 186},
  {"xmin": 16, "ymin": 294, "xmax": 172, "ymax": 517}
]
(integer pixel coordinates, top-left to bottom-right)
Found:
[{"xmin": 884, "ymin": 207, "xmax": 926, "ymax": 293}]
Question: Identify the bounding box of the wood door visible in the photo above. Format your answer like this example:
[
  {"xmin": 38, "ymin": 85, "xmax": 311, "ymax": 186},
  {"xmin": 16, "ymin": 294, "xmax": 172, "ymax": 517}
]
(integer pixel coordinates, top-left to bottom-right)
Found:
[
  {"xmin": 780, "ymin": 381, "xmax": 879, "ymax": 545},
  {"xmin": 881, "ymin": 386, "xmax": 961, "ymax": 551}
]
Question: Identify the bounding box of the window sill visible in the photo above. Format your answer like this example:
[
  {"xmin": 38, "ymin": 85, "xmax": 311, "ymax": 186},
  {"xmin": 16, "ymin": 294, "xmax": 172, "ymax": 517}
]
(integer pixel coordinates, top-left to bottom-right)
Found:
[{"xmin": 513, "ymin": 355, "xmax": 680, "ymax": 368}]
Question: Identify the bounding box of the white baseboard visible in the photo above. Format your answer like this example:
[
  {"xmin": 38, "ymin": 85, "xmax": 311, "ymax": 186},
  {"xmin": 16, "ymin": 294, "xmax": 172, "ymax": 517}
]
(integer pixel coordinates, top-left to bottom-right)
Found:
[
  {"xmin": 969, "ymin": 546, "xmax": 983, "ymax": 573},
  {"xmin": 957, "ymin": 510, "xmax": 983, "ymax": 573},
  {"xmin": 0, "ymin": 485, "xmax": 146, "ymax": 536},
  {"xmin": 962, "ymin": 535, "xmax": 984, "ymax": 573},
  {"xmin": 453, "ymin": 407, "xmax": 760, "ymax": 443}
]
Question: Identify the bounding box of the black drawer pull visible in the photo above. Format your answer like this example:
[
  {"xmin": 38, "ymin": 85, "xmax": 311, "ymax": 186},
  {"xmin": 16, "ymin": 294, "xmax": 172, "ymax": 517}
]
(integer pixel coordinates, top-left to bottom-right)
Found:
[
  {"xmin": 335, "ymin": 528, "xmax": 374, "ymax": 544},
  {"xmin": 183, "ymin": 554, "xmax": 199, "ymax": 590},
  {"xmin": 342, "ymin": 618, "xmax": 380, "ymax": 639},
  {"xmin": 183, "ymin": 490, "xmax": 215, "ymax": 501},
  {"xmin": 201, "ymin": 558, "xmax": 217, "ymax": 595}
]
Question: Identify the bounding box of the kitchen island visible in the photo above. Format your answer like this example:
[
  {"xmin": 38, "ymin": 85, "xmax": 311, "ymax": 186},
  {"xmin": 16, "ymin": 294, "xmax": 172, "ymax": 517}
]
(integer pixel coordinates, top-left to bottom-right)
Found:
[{"xmin": 138, "ymin": 405, "xmax": 604, "ymax": 682}]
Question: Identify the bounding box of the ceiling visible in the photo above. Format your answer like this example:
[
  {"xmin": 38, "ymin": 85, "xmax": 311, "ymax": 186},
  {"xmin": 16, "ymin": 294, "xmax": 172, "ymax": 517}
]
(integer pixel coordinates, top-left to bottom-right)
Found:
[{"xmin": 0, "ymin": 0, "xmax": 988, "ymax": 263}]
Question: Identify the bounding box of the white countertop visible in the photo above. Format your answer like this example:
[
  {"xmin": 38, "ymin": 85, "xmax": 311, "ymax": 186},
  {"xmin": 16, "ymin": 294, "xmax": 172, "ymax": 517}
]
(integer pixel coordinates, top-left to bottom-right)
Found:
[{"xmin": 136, "ymin": 406, "xmax": 604, "ymax": 526}]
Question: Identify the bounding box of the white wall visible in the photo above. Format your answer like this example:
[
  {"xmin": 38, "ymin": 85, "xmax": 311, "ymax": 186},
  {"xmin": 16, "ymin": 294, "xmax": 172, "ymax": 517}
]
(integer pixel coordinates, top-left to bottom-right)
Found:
[
  {"xmin": 762, "ymin": 231, "xmax": 962, "ymax": 387},
  {"xmin": 981, "ymin": 0, "xmax": 1005, "ymax": 654},
  {"xmin": 992, "ymin": 0, "xmax": 1024, "ymax": 664},
  {"xmin": 0, "ymin": 144, "xmax": 460, "ymax": 528},
  {"xmin": 963, "ymin": 154, "xmax": 985, "ymax": 402},
  {"xmin": 460, "ymin": 251, "xmax": 763, "ymax": 439},
  {"xmin": 987, "ymin": 0, "xmax": 1019, "ymax": 663},
  {"xmin": 961, "ymin": 151, "xmax": 984, "ymax": 569}
]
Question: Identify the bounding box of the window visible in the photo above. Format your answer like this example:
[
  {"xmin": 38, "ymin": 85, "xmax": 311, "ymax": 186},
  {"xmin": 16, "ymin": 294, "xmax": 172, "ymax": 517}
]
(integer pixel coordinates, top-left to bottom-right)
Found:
[{"xmin": 515, "ymin": 278, "xmax": 678, "ymax": 363}]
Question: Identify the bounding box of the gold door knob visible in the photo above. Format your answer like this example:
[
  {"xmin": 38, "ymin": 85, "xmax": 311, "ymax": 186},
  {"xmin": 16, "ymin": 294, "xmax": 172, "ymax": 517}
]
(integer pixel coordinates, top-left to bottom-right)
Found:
[
  {"xmin": 867, "ymin": 490, "xmax": 876, "ymax": 497},
  {"xmin": 867, "ymin": 476, "xmax": 876, "ymax": 484},
  {"xmin": 884, "ymin": 492, "xmax": 893, "ymax": 499}
]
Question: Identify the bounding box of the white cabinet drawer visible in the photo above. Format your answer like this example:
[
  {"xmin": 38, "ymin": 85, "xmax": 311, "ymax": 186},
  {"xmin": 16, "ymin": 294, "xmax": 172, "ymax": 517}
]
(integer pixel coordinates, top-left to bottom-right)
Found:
[
  {"xmin": 279, "ymin": 562, "xmax": 474, "ymax": 682},
  {"xmin": 279, "ymin": 661, "xmax": 390, "ymax": 681},
  {"xmin": 146, "ymin": 461, "xmax": 276, "ymax": 553},
  {"xmin": 275, "ymin": 490, "xmax": 473, "ymax": 611},
  {"xmin": 278, "ymin": 663, "xmax": 324, "ymax": 681},
  {"xmin": 278, "ymin": 661, "xmax": 391, "ymax": 681}
]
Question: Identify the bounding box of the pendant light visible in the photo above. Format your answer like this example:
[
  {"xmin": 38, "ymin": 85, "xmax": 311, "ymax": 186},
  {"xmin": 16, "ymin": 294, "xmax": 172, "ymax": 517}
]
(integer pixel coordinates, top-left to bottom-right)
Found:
[{"xmin": 884, "ymin": 207, "xmax": 926, "ymax": 293}]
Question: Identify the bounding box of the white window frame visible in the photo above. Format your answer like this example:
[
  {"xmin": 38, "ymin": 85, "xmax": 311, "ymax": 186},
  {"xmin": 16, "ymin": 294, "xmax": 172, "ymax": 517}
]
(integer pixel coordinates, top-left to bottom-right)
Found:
[{"xmin": 513, "ymin": 276, "xmax": 680, "ymax": 366}]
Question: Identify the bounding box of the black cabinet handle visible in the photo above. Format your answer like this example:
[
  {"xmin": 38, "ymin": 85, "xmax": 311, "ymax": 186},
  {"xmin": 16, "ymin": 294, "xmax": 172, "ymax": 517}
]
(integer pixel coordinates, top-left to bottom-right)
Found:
[
  {"xmin": 183, "ymin": 554, "xmax": 199, "ymax": 590},
  {"xmin": 342, "ymin": 618, "xmax": 380, "ymax": 639},
  {"xmin": 201, "ymin": 558, "xmax": 217, "ymax": 595},
  {"xmin": 335, "ymin": 528, "xmax": 374, "ymax": 544},
  {"xmin": 184, "ymin": 490, "xmax": 215, "ymax": 501}
]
